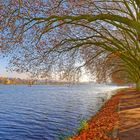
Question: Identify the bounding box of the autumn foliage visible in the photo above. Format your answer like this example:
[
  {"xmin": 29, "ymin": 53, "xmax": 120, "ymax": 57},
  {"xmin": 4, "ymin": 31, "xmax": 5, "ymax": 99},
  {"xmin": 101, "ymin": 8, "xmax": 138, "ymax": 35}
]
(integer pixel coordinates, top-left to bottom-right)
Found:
[{"xmin": 70, "ymin": 91, "xmax": 124, "ymax": 140}]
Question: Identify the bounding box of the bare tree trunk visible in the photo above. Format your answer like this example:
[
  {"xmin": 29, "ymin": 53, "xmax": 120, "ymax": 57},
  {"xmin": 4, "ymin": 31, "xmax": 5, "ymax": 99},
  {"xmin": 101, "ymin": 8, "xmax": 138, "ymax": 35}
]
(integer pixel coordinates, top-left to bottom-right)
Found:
[{"xmin": 136, "ymin": 80, "xmax": 140, "ymax": 91}]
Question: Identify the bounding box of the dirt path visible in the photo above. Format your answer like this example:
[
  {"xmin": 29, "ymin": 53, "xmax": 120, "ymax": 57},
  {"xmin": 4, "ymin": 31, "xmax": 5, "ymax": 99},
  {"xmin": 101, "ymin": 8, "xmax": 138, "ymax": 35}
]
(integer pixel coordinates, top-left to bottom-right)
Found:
[{"xmin": 118, "ymin": 89, "xmax": 140, "ymax": 140}]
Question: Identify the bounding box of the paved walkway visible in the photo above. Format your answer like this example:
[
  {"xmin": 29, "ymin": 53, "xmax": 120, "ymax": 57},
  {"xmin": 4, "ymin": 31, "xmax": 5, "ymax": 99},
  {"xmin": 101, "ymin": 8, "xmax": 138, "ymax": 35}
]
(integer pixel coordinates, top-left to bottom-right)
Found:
[{"xmin": 118, "ymin": 89, "xmax": 140, "ymax": 140}]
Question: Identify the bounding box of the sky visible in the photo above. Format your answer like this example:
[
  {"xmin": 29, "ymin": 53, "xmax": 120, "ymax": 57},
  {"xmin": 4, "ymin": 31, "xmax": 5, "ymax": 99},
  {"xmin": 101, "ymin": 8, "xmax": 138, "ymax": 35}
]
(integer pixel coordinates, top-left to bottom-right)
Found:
[
  {"xmin": 0, "ymin": 57, "xmax": 27, "ymax": 79},
  {"xmin": 0, "ymin": 57, "xmax": 90, "ymax": 81}
]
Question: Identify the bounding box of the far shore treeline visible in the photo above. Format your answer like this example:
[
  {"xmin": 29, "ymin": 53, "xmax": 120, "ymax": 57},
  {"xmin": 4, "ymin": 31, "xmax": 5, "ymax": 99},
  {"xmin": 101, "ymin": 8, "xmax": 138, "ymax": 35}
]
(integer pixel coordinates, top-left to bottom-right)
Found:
[
  {"xmin": 0, "ymin": 77, "xmax": 35, "ymax": 85},
  {"xmin": 0, "ymin": 76, "xmax": 128, "ymax": 86},
  {"xmin": 0, "ymin": 77, "xmax": 81, "ymax": 85}
]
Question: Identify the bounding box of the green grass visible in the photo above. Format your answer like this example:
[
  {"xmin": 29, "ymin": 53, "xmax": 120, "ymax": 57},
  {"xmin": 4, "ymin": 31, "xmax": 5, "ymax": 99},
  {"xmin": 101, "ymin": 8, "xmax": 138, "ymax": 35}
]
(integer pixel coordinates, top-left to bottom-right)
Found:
[{"xmin": 77, "ymin": 119, "xmax": 88, "ymax": 134}]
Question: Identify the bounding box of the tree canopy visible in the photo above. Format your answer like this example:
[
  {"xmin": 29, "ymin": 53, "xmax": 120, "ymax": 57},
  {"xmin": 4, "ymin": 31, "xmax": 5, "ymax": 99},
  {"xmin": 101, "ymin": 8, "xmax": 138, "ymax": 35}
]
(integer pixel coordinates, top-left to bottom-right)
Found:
[{"xmin": 0, "ymin": 0, "xmax": 140, "ymax": 88}]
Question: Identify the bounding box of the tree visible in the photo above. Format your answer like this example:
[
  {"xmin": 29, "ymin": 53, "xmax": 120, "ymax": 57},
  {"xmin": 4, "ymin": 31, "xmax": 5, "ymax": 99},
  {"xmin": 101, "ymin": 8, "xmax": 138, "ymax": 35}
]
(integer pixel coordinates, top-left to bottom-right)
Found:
[{"xmin": 0, "ymin": 0, "xmax": 140, "ymax": 89}]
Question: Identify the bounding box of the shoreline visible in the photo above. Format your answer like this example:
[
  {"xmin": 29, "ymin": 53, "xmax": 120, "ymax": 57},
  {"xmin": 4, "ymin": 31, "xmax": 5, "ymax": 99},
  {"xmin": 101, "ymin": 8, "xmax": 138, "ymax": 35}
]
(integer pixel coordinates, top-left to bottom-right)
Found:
[{"xmin": 69, "ymin": 89, "xmax": 126, "ymax": 140}]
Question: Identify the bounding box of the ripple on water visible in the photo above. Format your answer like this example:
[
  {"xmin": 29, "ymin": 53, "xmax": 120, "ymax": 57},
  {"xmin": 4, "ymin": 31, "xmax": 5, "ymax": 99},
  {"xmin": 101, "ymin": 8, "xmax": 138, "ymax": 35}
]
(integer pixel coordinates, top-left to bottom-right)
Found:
[{"xmin": 0, "ymin": 84, "xmax": 121, "ymax": 140}]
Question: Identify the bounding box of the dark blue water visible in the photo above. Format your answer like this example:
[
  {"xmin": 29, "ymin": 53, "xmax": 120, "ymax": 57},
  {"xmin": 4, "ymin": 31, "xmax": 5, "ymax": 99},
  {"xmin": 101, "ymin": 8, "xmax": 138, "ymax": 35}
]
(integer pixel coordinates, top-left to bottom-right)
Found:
[{"xmin": 0, "ymin": 84, "xmax": 120, "ymax": 140}]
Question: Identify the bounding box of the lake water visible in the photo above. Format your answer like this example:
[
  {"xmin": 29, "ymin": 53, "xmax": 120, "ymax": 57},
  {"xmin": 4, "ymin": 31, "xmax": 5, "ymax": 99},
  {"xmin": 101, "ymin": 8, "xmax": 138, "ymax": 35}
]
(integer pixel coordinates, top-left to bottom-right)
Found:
[{"xmin": 0, "ymin": 84, "xmax": 121, "ymax": 140}]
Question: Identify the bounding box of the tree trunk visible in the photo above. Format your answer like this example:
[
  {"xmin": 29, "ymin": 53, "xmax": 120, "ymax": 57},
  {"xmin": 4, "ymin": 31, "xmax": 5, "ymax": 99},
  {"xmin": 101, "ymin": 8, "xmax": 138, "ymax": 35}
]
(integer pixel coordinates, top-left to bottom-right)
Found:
[{"xmin": 136, "ymin": 80, "xmax": 140, "ymax": 91}]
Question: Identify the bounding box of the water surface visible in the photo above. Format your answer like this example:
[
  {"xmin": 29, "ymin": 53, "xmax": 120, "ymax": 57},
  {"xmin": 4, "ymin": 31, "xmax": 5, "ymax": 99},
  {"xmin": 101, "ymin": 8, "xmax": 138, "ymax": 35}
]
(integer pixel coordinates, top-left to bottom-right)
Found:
[{"xmin": 0, "ymin": 84, "xmax": 120, "ymax": 140}]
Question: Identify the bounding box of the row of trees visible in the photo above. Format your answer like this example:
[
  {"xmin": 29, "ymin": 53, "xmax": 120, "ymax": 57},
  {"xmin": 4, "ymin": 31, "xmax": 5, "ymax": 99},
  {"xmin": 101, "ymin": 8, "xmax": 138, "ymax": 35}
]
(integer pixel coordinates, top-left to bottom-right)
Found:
[
  {"xmin": 0, "ymin": 0, "xmax": 140, "ymax": 89},
  {"xmin": 0, "ymin": 76, "xmax": 78, "ymax": 85},
  {"xmin": 0, "ymin": 77, "xmax": 35, "ymax": 85}
]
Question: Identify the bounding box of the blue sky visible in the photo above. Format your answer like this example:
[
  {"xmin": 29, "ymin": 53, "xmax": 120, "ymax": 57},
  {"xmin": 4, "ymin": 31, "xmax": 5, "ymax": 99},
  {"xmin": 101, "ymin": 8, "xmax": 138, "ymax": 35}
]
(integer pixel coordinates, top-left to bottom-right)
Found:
[
  {"xmin": 0, "ymin": 57, "xmax": 27, "ymax": 78},
  {"xmin": 0, "ymin": 56, "xmax": 90, "ymax": 81},
  {"xmin": 0, "ymin": 57, "xmax": 90, "ymax": 81},
  {"xmin": 0, "ymin": 57, "xmax": 9, "ymax": 76}
]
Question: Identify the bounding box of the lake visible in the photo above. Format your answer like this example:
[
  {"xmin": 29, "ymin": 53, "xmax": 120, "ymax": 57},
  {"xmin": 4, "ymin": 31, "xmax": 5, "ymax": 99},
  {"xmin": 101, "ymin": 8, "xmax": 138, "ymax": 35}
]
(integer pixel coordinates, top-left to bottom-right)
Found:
[{"xmin": 0, "ymin": 84, "xmax": 121, "ymax": 140}]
